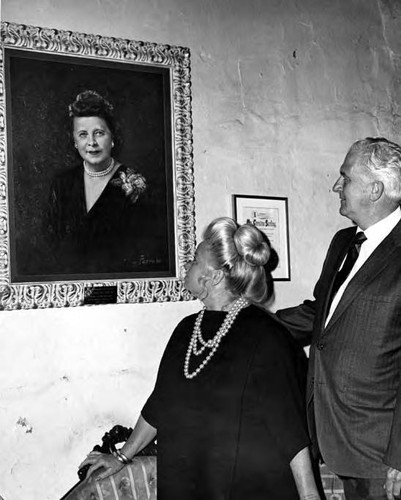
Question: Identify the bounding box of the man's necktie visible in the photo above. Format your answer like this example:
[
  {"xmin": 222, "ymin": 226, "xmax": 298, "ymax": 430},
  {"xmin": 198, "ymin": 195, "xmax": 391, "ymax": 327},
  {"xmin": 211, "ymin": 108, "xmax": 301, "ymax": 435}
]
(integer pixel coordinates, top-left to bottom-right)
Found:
[{"xmin": 329, "ymin": 231, "xmax": 367, "ymax": 303}]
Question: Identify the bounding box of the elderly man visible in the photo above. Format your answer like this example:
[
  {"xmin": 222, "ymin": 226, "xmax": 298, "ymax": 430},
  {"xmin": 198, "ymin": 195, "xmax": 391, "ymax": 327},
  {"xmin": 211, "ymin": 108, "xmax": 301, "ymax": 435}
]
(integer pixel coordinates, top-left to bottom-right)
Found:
[{"xmin": 277, "ymin": 137, "xmax": 401, "ymax": 500}]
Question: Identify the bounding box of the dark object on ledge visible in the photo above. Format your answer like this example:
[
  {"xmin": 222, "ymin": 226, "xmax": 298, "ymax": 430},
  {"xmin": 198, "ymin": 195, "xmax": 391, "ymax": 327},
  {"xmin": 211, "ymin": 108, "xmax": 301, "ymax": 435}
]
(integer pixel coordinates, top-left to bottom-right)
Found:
[{"xmin": 60, "ymin": 424, "xmax": 157, "ymax": 500}]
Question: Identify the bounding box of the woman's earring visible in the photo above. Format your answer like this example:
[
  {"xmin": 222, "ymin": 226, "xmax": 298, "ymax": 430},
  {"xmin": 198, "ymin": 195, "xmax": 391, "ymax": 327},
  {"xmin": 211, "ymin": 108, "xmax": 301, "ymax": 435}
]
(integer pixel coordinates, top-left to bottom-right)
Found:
[{"xmin": 112, "ymin": 141, "xmax": 115, "ymax": 148}]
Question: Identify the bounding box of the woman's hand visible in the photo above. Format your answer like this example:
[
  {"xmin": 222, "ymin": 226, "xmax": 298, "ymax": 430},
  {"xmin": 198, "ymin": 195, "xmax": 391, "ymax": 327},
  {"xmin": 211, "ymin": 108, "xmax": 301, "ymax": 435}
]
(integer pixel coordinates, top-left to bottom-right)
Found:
[
  {"xmin": 77, "ymin": 415, "xmax": 156, "ymax": 482},
  {"xmin": 78, "ymin": 451, "xmax": 125, "ymax": 481},
  {"xmin": 385, "ymin": 467, "xmax": 401, "ymax": 500}
]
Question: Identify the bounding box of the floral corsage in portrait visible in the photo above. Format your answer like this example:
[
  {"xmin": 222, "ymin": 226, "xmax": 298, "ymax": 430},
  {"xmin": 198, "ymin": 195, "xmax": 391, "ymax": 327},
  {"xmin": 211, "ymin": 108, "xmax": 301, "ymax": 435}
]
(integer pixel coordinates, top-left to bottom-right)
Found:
[{"xmin": 111, "ymin": 166, "xmax": 147, "ymax": 204}]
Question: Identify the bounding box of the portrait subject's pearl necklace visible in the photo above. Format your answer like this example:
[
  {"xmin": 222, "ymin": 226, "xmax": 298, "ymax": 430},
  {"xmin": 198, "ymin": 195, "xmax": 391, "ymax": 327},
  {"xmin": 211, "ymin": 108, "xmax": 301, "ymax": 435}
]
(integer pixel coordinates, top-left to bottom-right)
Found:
[
  {"xmin": 184, "ymin": 297, "xmax": 249, "ymax": 380},
  {"xmin": 84, "ymin": 157, "xmax": 115, "ymax": 177}
]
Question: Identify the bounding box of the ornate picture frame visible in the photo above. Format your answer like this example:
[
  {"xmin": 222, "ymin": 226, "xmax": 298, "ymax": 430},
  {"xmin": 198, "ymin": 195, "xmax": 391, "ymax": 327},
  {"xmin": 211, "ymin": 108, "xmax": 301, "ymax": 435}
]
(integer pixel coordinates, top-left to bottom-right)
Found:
[
  {"xmin": 0, "ymin": 22, "xmax": 195, "ymax": 309},
  {"xmin": 233, "ymin": 194, "xmax": 291, "ymax": 281}
]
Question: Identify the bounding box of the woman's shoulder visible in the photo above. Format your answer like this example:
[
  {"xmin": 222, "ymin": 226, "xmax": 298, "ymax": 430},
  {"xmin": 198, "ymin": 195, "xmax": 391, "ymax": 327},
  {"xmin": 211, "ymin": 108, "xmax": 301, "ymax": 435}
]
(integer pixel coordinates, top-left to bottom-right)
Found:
[
  {"xmin": 241, "ymin": 305, "xmax": 302, "ymax": 349},
  {"xmin": 161, "ymin": 312, "xmax": 199, "ymax": 353},
  {"xmin": 174, "ymin": 312, "xmax": 199, "ymax": 330},
  {"xmin": 241, "ymin": 304, "xmax": 283, "ymax": 330},
  {"xmin": 241, "ymin": 306, "xmax": 308, "ymax": 370}
]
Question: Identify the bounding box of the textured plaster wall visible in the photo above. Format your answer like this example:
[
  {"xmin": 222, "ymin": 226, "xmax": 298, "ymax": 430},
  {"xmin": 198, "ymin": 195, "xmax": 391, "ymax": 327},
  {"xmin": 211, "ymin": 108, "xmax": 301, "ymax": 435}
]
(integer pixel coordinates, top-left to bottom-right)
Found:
[{"xmin": 1, "ymin": 0, "xmax": 401, "ymax": 498}]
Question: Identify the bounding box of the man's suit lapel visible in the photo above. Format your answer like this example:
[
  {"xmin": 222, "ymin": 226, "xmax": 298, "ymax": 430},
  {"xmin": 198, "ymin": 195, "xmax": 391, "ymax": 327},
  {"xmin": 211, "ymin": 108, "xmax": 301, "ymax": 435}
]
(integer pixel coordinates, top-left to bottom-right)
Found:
[{"xmin": 324, "ymin": 220, "xmax": 401, "ymax": 333}]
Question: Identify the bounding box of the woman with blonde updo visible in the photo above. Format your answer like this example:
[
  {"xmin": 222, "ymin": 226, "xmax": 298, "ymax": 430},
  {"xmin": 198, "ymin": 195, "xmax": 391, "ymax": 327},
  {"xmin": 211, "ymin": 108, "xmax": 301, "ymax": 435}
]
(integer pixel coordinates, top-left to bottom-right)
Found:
[{"xmin": 80, "ymin": 217, "xmax": 322, "ymax": 500}]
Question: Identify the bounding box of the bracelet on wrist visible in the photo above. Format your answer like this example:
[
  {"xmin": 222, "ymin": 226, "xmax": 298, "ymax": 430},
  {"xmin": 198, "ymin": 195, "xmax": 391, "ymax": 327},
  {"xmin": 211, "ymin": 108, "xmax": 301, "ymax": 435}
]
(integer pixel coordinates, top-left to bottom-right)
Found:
[{"xmin": 112, "ymin": 449, "xmax": 132, "ymax": 465}]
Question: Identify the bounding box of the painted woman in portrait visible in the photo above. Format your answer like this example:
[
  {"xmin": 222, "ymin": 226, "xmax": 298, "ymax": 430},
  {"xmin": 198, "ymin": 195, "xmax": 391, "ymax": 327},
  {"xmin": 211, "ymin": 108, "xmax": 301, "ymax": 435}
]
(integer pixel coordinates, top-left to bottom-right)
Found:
[{"xmin": 45, "ymin": 90, "xmax": 167, "ymax": 276}]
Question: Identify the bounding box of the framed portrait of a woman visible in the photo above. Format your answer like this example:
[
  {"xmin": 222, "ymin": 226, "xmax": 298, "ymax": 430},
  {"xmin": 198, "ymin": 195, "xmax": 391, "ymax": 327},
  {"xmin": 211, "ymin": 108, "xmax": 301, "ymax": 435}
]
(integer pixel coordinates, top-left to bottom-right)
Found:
[{"xmin": 0, "ymin": 22, "xmax": 195, "ymax": 309}]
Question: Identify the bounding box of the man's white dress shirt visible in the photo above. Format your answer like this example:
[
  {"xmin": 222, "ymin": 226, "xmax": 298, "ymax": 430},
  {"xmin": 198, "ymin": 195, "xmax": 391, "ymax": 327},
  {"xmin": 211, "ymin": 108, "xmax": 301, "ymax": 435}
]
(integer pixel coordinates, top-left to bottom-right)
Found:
[{"xmin": 325, "ymin": 207, "xmax": 401, "ymax": 326}]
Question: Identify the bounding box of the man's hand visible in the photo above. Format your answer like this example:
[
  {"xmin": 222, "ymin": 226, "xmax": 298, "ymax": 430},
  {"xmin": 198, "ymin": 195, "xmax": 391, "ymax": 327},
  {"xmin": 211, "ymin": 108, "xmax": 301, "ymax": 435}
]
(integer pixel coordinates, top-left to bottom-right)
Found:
[{"xmin": 385, "ymin": 467, "xmax": 401, "ymax": 500}]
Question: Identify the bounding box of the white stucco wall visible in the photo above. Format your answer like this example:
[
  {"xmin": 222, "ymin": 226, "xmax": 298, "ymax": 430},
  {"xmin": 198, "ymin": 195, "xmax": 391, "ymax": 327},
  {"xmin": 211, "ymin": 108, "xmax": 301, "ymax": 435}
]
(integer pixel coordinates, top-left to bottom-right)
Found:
[{"xmin": 1, "ymin": 0, "xmax": 401, "ymax": 498}]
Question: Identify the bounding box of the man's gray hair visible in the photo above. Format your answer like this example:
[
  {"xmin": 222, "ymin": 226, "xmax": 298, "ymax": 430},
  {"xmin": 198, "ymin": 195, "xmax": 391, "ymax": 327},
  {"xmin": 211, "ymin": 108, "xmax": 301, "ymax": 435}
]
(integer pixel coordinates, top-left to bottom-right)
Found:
[{"xmin": 349, "ymin": 137, "xmax": 401, "ymax": 203}]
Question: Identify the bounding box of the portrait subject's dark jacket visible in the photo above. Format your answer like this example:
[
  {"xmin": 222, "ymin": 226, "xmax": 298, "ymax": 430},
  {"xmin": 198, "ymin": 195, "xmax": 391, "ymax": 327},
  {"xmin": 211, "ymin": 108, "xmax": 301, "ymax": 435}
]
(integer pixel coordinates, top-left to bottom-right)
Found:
[
  {"xmin": 276, "ymin": 220, "xmax": 401, "ymax": 477},
  {"xmin": 45, "ymin": 164, "xmax": 167, "ymax": 276}
]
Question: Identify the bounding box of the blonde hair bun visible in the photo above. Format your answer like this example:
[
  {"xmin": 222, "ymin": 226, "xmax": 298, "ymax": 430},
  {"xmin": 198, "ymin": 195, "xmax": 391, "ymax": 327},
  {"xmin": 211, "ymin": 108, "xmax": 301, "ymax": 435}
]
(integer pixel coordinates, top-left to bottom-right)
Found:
[
  {"xmin": 202, "ymin": 216, "xmax": 278, "ymax": 305},
  {"xmin": 234, "ymin": 224, "xmax": 271, "ymax": 267}
]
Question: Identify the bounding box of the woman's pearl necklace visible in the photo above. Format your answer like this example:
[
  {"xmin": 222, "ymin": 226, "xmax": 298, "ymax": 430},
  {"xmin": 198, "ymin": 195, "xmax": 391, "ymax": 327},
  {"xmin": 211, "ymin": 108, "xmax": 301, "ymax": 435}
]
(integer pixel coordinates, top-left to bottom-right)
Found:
[
  {"xmin": 184, "ymin": 297, "xmax": 249, "ymax": 380},
  {"xmin": 84, "ymin": 157, "xmax": 115, "ymax": 177}
]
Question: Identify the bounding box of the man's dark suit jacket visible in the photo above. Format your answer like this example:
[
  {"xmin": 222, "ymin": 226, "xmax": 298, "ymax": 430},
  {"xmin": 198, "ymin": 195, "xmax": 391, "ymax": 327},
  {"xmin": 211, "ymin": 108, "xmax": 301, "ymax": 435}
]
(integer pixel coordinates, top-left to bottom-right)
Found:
[{"xmin": 277, "ymin": 219, "xmax": 401, "ymax": 478}]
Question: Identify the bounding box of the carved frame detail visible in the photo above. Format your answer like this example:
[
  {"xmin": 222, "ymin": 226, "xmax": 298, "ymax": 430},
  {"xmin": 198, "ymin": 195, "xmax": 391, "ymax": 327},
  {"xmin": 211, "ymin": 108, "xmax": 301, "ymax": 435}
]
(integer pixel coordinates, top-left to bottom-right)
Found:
[{"xmin": 0, "ymin": 22, "xmax": 195, "ymax": 310}]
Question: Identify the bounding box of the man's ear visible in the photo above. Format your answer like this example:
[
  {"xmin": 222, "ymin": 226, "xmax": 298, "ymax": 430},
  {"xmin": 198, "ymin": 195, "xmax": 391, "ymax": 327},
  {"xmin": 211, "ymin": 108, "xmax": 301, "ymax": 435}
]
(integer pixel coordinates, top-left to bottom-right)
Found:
[{"xmin": 371, "ymin": 180, "xmax": 384, "ymax": 201}]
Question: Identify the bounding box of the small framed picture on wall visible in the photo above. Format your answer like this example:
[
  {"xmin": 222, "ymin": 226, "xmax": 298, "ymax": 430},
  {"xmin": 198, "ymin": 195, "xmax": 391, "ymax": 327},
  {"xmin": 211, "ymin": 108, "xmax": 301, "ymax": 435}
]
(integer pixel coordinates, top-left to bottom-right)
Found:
[{"xmin": 233, "ymin": 194, "xmax": 290, "ymax": 281}]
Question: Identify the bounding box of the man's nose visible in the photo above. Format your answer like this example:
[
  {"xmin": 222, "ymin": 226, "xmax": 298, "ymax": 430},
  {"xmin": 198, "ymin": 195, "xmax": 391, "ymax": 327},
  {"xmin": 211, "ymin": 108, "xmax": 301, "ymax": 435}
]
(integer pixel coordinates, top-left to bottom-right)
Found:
[{"xmin": 333, "ymin": 177, "xmax": 342, "ymax": 192}]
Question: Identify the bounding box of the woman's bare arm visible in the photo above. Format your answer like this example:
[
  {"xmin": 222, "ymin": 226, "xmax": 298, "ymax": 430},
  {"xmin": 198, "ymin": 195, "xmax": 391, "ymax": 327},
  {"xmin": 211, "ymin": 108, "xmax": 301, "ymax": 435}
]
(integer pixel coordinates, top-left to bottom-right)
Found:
[
  {"xmin": 120, "ymin": 414, "xmax": 157, "ymax": 458},
  {"xmin": 290, "ymin": 446, "xmax": 322, "ymax": 500},
  {"xmin": 79, "ymin": 414, "xmax": 157, "ymax": 481}
]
